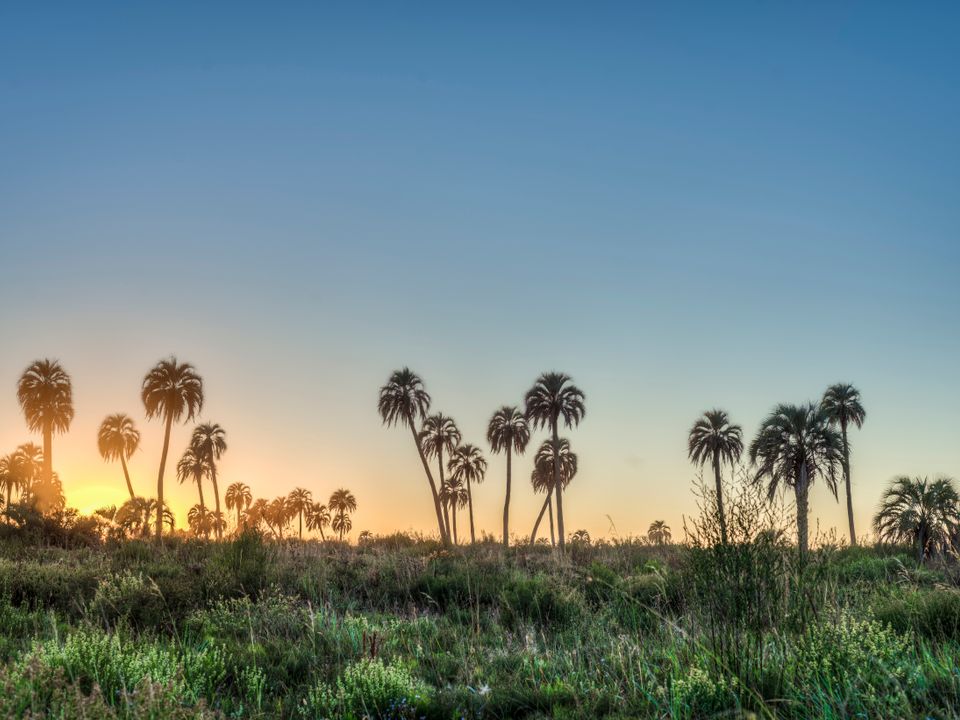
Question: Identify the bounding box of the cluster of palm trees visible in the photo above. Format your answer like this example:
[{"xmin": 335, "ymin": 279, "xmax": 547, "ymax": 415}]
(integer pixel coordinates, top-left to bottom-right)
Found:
[
  {"xmin": 235, "ymin": 486, "xmax": 357, "ymax": 541},
  {"xmin": 0, "ymin": 442, "xmax": 65, "ymax": 516},
  {"xmin": 379, "ymin": 369, "xmax": 585, "ymax": 551}
]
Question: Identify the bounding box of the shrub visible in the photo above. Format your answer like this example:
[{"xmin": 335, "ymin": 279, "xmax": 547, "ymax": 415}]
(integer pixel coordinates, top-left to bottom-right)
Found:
[
  {"xmin": 301, "ymin": 657, "xmax": 431, "ymax": 720},
  {"xmin": 89, "ymin": 571, "xmax": 165, "ymax": 629},
  {"xmin": 874, "ymin": 590, "xmax": 960, "ymax": 641},
  {"xmin": 667, "ymin": 667, "xmax": 739, "ymax": 718}
]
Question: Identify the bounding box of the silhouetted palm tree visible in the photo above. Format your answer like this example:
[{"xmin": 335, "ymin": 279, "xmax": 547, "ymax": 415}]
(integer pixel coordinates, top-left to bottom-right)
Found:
[
  {"xmin": 245, "ymin": 498, "xmax": 269, "ymax": 532},
  {"xmin": 358, "ymin": 530, "xmax": 373, "ymax": 544},
  {"xmin": 524, "ymin": 373, "xmax": 585, "ymax": 552},
  {"xmin": 265, "ymin": 497, "xmax": 291, "ymax": 539},
  {"xmin": 287, "ymin": 487, "xmax": 313, "ymax": 539},
  {"xmin": 378, "ymin": 369, "xmax": 449, "ymax": 544},
  {"xmin": 439, "ymin": 477, "xmax": 469, "ymax": 543},
  {"xmin": 647, "ymin": 520, "xmax": 671, "ymax": 545},
  {"xmin": 188, "ymin": 503, "xmax": 213, "ymax": 538},
  {"xmin": 329, "ymin": 488, "xmax": 357, "ymax": 541},
  {"xmin": 332, "ymin": 511, "xmax": 353, "ymax": 541},
  {"xmin": 142, "ymin": 358, "xmax": 204, "ymax": 541},
  {"xmin": 177, "ymin": 445, "xmax": 210, "ymax": 515},
  {"xmin": 821, "ymin": 384, "xmax": 866, "ymax": 546},
  {"xmin": 688, "ymin": 409, "xmax": 743, "ymax": 545},
  {"xmin": 419, "ymin": 413, "xmax": 461, "ymax": 540},
  {"xmin": 97, "ymin": 413, "xmax": 141, "ymax": 499},
  {"xmin": 17, "ymin": 359, "xmax": 74, "ymax": 488},
  {"xmin": 12, "ymin": 443, "xmax": 42, "ymax": 504},
  {"xmin": 571, "ymin": 529, "xmax": 591, "ymax": 545},
  {"xmin": 750, "ymin": 403, "xmax": 843, "ymax": 557},
  {"xmin": 0, "ymin": 454, "xmax": 18, "ymax": 519},
  {"xmin": 448, "ymin": 444, "xmax": 487, "ymax": 544},
  {"xmin": 487, "ymin": 406, "xmax": 530, "ymax": 547},
  {"xmin": 529, "ymin": 438, "xmax": 578, "ymax": 545},
  {"xmin": 306, "ymin": 502, "xmax": 330, "ymax": 540},
  {"xmin": 191, "ymin": 423, "xmax": 226, "ymax": 540},
  {"xmin": 225, "ymin": 482, "xmax": 252, "ymax": 530},
  {"xmin": 874, "ymin": 476, "xmax": 960, "ymax": 562}
]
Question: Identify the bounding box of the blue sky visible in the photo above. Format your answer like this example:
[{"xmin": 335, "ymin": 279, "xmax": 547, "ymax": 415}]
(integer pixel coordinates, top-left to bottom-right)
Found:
[{"xmin": 1, "ymin": 3, "xmax": 958, "ymax": 538}]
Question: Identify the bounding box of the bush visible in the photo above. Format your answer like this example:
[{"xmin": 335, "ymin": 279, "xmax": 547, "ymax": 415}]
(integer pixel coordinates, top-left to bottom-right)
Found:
[
  {"xmin": 301, "ymin": 658, "xmax": 431, "ymax": 720},
  {"xmin": 874, "ymin": 589, "xmax": 960, "ymax": 641},
  {"xmin": 90, "ymin": 571, "xmax": 165, "ymax": 629},
  {"xmin": 667, "ymin": 667, "xmax": 739, "ymax": 718}
]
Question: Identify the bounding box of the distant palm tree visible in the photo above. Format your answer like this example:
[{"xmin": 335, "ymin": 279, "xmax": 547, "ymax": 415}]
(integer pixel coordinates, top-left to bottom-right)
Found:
[
  {"xmin": 524, "ymin": 372, "xmax": 585, "ymax": 552},
  {"xmin": 329, "ymin": 488, "xmax": 357, "ymax": 541},
  {"xmin": 358, "ymin": 530, "xmax": 373, "ymax": 544},
  {"xmin": 487, "ymin": 406, "xmax": 530, "ymax": 547},
  {"xmin": 688, "ymin": 409, "xmax": 743, "ymax": 545},
  {"xmin": 571, "ymin": 529, "xmax": 591, "ymax": 545},
  {"xmin": 12, "ymin": 443, "xmax": 42, "ymax": 503},
  {"xmin": 750, "ymin": 403, "xmax": 843, "ymax": 557},
  {"xmin": 287, "ymin": 487, "xmax": 313, "ymax": 539},
  {"xmin": 647, "ymin": 520, "xmax": 671, "ymax": 545},
  {"xmin": 378, "ymin": 369, "xmax": 449, "ymax": 544},
  {"xmin": 29, "ymin": 470, "xmax": 65, "ymax": 514},
  {"xmin": 177, "ymin": 445, "xmax": 210, "ymax": 514},
  {"xmin": 117, "ymin": 497, "xmax": 174, "ymax": 538},
  {"xmin": 448, "ymin": 443, "xmax": 487, "ymax": 544},
  {"xmin": 142, "ymin": 358, "xmax": 204, "ymax": 541},
  {"xmin": 17, "ymin": 359, "xmax": 74, "ymax": 488},
  {"xmin": 187, "ymin": 503, "xmax": 213, "ymax": 538},
  {"xmin": 97, "ymin": 413, "xmax": 141, "ymax": 499},
  {"xmin": 419, "ymin": 413, "xmax": 461, "ymax": 539},
  {"xmin": 265, "ymin": 497, "xmax": 291, "ymax": 539},
  {"xmin": 874, "ymin": 476, "xmax": 960, "ymax": 562},
  {"xmin": 191, "ymin": 423, "xmax": 227, "ymax": 540},
  {"xmin": 245, "ymin": 498, "xmax": 269, "ymax": 532},
  {"xmin": 306, "ymin": 502, "xmax": 330, "ymax": 540},
  {"xmin": 821, "ymin": 384, "xmax": 866, "ymax": 546},
  {"xmin": 0, "ymin": 454, "xmax": 18, "ymax": 518},
  {"xmin": 529, "ymin": 438, "xmax": 578, "ymax": 545},
  {"xmin": 225, "ymin": 482, "xmax": 252, "ymax": 530},
  {"xmin": 439, "ymin": 477, "xmax": 469, "ymax": 544}
]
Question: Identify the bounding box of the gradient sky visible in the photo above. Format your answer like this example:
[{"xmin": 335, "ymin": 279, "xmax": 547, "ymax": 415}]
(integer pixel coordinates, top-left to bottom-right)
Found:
[{"xmin": 2, "ymin": 3, "xmax": 958, "ymax": 540}]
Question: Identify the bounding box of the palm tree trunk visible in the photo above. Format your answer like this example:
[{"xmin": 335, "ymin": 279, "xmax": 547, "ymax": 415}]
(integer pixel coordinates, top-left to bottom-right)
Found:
[
  {"xmin": 530, "ymin": 493, "xmax": 552, "ymax": 544},
  {"xmin": 437, "ymin": 450, "xmax": 451, "ymax": 540},
  {"xmin": 319, "ymin": 523, "xmax": 326, "ymax": 541},
  {"xmin": 197, "ymin": 477, "xmax": 206, "ymax": 514},
  {"xmin": 408, "ymin": 417, "xmax": 448, "ymax": 544},
  {"xmin": 452, "ymin": 505, "xmax": 458, "ymax": 544},
  {"xmin": 210, "ymin": 463, "xmax": 223, "ymax": 540},
  {"xmin": 42, "ymin": 423, "xmax": 53, "ymax": 485},
  {"xmin": 120, "ymin": 455, "xmax": 135, "ymax": 499},
  {"xmin": 502, "ymin": 448, "xmax": 512, "ymax": 548},
  {"xmin": 713, "ymin": 453, "xmax": 728, "ymax": 545},
  {"xmin": 299, "ymin": 511, "xmax": 303, "ymax": 540},
  {"xmin": 467, "ymin": 476, "xmax": 476, "ymax": 544},
  {"xmin": 841, "ymin": 420, "xmax": 856, "ymax": 546},
  {"xmin": 796, "ymin": 462, "xmax": 810, "ymax": 558},
  {"xmin": 551, "ymin": 421, "xmax": 565, "ymax": 552},
  {"xmin": 156, "ymin": 414, "xmax": 173, "ymax": 542},
  {"xmin": 548, "ymin": 495, "xmax": 556, "ymax": 547},
  {"xmin": 443, "ymin": 500, "xmax": 451, "ymax": 540}
]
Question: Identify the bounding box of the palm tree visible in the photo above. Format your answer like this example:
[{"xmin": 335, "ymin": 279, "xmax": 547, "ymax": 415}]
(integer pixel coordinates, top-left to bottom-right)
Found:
[
  {"xmin": 487, "ymin": 406, "xmax": 530, "ymax": 547},
  {"xmin": 97, "ymin": 413, "xmax": 141, "ymax": 499},
  {"xmin": 419, "ymin": 413, "xmax": 461, "ymax": 540},
  {"xmin": 17, "ymin": 359, "xmax": 74, "ymax": 488},
  {"xmin": 821, "ymin": 384, "xmax": 866, "ymax": 546},
  {"xmin": 265, "ymin": 496, "xmax": 291, "ymax": 539},
  {"xmin": 750, "ymin": 403, "xmax": 843, "ymax": 557},
  {"xmin": 529, "ymin": 438, "xmax": 578, "ymax": 545},
  {"xmin": 176, "ymin": 445, "xmax": 209, "ymax": 514},
  {"xmin": 12, "ymin": 443, "xmax": 42, "ymax": 503},
  {"xmin": 329, "ymin": 488, "xmax": 357, "ymax": 541},
  {"xmin": 188, "ymin": 503, "xmax": 213, "ymax": 538},
  {"xmin": 448, "ymin": 444, "xmax": 487, "ymax": 544},
  {"xmin": 439, "ymin": 477, "xmax": 469, "ymax": 543},
  {"xmin": 142, "ymin": 358, "xmax": 204, "ymax": 541},
  {"xmin": 0, "ymin": 452, "xmax": 25, "ymax": 520},
  {"xmin": 378, "ymin": 369, "xmax": 448, "ymax": 543},
  {"xmin": 287, "ymin": 487, "xmax": 313, "ymax": 539},
  {"xmin": 524, "ymin": 372, "xmax": 585, "ymax": 552},
  {"xmin": 306, "ymin": 502, "xmax": 330, "ymax": 540},
  {"xmin": 116, "ymin": 497, "xmax": 153, "ymax": 537},
  {"xmin": 571, "ymin": 529, "xmax": 591, "ymax": 545},
  {"xmin": 225, "ymin": 482, "xmax": 252, "ymax": 530},
  {"xmin": 874, "ymin": 476, "xmax": 960, "ymax": 562},
  {"xmin": 245, "ymin": 498, "xmax": 269, "ymax": 532},
  {"xmin": 687, "ymin": 409, "xmax": 743, "ymax": 545},
  {"xmin": 191, "ymin": 423, "xmax": 227, "ymax": 540},
  {"xmin": 647, "ymin": 520, "xmax": 671, "ymax": 545},
  {"xmin": 358, "ymin": 530, "xmax": 373, "ymax": 544},
  {"xmin": 29, "ymin": 470, "xmax": 65, "ymax": 514}
]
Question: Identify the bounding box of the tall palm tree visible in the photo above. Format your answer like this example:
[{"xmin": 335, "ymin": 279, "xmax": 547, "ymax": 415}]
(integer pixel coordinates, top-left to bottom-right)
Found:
[
  {"xmin": 439, "ymin": 477, "xmax": 469, "ymax": 544},
  {"xmin": 448, "ymin": 444, "xmax": 487, "ymax": 544},
  {"xmin": 524, "ymin": 372, "xmax": 585, "ymax": 552},
  {"xmin": 191, "ymin": 423, "xmax": 227, "ymax": 540},
  {"xmin": 821, "ymin": 384, "xmax": 866, "ymax": 546},
  {"xmin": 176, "ymin": 445, "xmax": 210, "ymax": 514},
  {"xmin": 141, "ymin": 358, "xmax": 204, "ymax": 541},
  {"xmin": 287, "ymin": 487, "xmax": 313, "ymax": 539},
  {"xmin": 687, "ymin": 409, "xmax": 743, "ymax": 545},
  {"xmin": 97, "ymin": 413, "xmax": 141, "ymax": 499},
  {"xmin": 487, "ymin": 406, "xmax": 530, "ymax": 547},
  {"xmin": 647, "ymin": 520, "xmax": 671, "ymax": 545},
  {"xmin": 329, "ymin": 488, "xmax": 357, "ymax": 541},
  {"xmin": 529, "ymin": 438, "xmax": 578, "ymax": 545},
  {"xmin": 750, "ymin": 403, "xmax": 843, "ymax": 557},
  {"xmin": 419, "ymin": 413, "xmax": 461, "ymax": 539},
  {"xmin": 306, "ymin": 502, "xmax": 330, "ymax": 540},
  {"xmin": 225, "ymin": 482, "xmax": 252, "ymax": 530},
  {"xmin": 378, "ymin": 369, "xmax": 448, "ymax": 544},
  {"xmin": 17, "ymin": 359, "xmax": 74, "ymax": 487},
  {"xmin": 874, "ymin": 476, "xmax": 960, "ymax": 562}
]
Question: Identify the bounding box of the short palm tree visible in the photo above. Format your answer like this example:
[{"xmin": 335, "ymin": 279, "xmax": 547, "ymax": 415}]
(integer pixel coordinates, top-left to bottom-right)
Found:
[
  {"xmin": 187, "ymin": 503, "xmax": 213, "ymax": 538},
  {"xmin": 17, "ymin": 359, "xmax": 74, "ymax": 488},
  {"xmin": 329, "ymin": 488, "xmax": 357, "ymax": 541},
  {"xmin": 647, "ymin": 520, "xmax": 671, "ymax": 545},
  {"xmin": 116, "ymin": 497, "xmax": 154, "ymax": 537},
  {"xmin": 225, "ymin": 482, "xmax": 252, "ymax": 530},
  {"xmin": 378, "ymin": 369, "xmax": 448, "ymax": 543},
  {"xmin": 524, "ymin": 372, "xmax": 585, "ymax": 552},
  {"xmin": 750, "ymin": 403, "xmax": 843, "ymax": 557},
  {"xmin": 176, "ymin": 445, "xmax": 210, "ymax": 514},
  {"xmin": 487, "ymin": 406, "xmax": 530, "ymax": 547},
  {"xmin": 191, "ymin": 423, "xmax": 227, "ymax": 540},
  {"xmin": 0, "ymin": 452, "xmax": 25, "ymax": 519},
  {"xmin": 245, "ymin": 498, "xmax": 269, "ymax": 532},
  {"xmin": 306, "ymin": 502, "xmax": 330, "ymax": 540},
  {"xmin": 265, "ymin": 497, "xmax": 291, "ymax": 539},
  {"xmin": 287, "ymin": 487, "xmax": 313, "ymax": 539},
  {"xmin": 97, "ymin": 413, "xmax": 141, "ymax": 499},
  {"xmin": 688, "ymin": 409, "xmax": 743, "ymax": 545},
  {"xmin": 529, "ymin": 438, "xmax": 578, "ymax": 545},
  {"xmin": 142, "ymin": 358, "xmax": 204, "ymax": 541},
  {"xmin": 874, "ymin": 476, "xmax": 960, "ymax": 562},
  {"xmin": 571, "ymin": 529, "xmax": 591, "ymax": 545},
  {"xmin": 439, "ymin": 477, "xmax": 469, "ymax": 544},
  {"xmin": 821, "ymin": 383, "xmax": 866, "ymax": 546},
  {"xmin": 10, "ymin": 443, "xmax": 43, "ymax": 506},
  {"xmin": 448, "ymin": 443, "xmax": 487, "ymax": 544},
  {"xmin": 332, "ymin": 510, "xmax": 353, "ymax": 541},
  {"xmin": 419, "ymin": 413, "xmax": 461, "ymax": 539}
]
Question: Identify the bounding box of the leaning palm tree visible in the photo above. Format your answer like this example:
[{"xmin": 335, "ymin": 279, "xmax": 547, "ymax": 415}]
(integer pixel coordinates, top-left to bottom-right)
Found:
[
  {"xmin": 142, "ymin": 358, "xmax": 204, "ymax": 541},
  {"xmin": 17, "ymin": 359, "xmax": 74, "ymax": 488},
  {"xmin": 225, "ymin": 482, "xmax": 252, "ymax": 530},
  {"xmin": 821, "ymin": 383, "xmax": 866, "ymax": 546},
  {"xmin": 287, "ymin": 487, "xmax": 313, "ymax": 539},
  {"xmin": 191, "ymin": 423, "xmax": 227, "ymax": 540},
  {"xmin": 419, "ymin": 413, "xmax": 461, "ymax": 539},
  {"xmin": 688, "ymin": 409, "xmax": 743, "ymax": 545},
  {"xmin": 177, "ymin": 445, "xmax": 210, "ymax": 514},
  {"xmin": 874, "ymin": 476, "xmax": 960, "ymax": 562},
  {"xmin": 750, "ymin": 403, "xmax": 843, "ymax": 557},
  {"xmin": 378, "ymin": 369, "xmax": 448, "ymax": 543},
  {"xmin": 329, "ymin": 488, "xmax": 357, "ymax": 541},
  {"xmin": 448, "ymin": 443, "xmax": 487, "ymax": 544},
  {"xmin": 306, "ymin": 502, "xmax": 330, "ymax": 540},
  {"xmin": 524, "ymin": 373, "xmax": 585, "ymax": 552},
  {"xmin": 97, "ymin": 413, "xmax": 141, "ymax": 499},
  {"xmin": 530, "ymin": 438, "xmax": 578, "ymax": 545},
  {"xmin": 487, "ymin": 406, "xmax": 530, "ymax": 547},
  {"xmin": 647, "ymin": 520, "xmax": 671, "ymax": 545}
]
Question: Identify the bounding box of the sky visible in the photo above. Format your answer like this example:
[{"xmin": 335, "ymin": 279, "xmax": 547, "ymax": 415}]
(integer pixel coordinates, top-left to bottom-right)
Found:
[{"xmin": 1, "ymin": 2, "xmax": 958, "ymax": 541}]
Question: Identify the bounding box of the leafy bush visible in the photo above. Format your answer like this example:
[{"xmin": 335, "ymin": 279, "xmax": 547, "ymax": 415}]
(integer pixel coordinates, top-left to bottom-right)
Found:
[
  {"xmin": 666, "ymin": 667, "xmax": 739, "ymax": 718},
  {"xmin": 301, "ymin": 657, "xmax": 431, "ymax": 720}
]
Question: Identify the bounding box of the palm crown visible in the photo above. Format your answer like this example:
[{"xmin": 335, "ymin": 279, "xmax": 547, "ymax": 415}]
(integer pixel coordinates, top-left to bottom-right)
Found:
[
  {"xmin": 142, "ymin": 358, "xmax": 204, "ymax": 423},
  {"xmin": 821, "ymin": 384, "xmax": 866, "ymax": 430},
  {"xmin": 532, "ymin": 438, "xmax": 578, "ymax": 492},
  {"xmin": 688, "ymin": 410, "xmax": 743, "ymax": 468},
  {"xmin": 448, "ymin": 444, "xmax": 487, "ymax": 486},
  {"xmin": 419, "ymin": 414, "xmax": 462, "ymax": 461},
  {"xmin": 378, "ymin": 368, "xmax": 430, "ymax": 428},
  {"xmin": 98, "ymin": 414, "xmax": 140, "ymax": 463},
  {"xmin": 487, "ymin": 406, "xmax": 530, "ymax": 455},
  {"xmin": 17, "ymin": 359, "xmax": 74, "ymax": 436},
  {"xmin": 524, "ymin": 372, "xmax": 585, "ymax": 431},
  {"xmin": 874, "ymin": 476, "xmax": 960, "ymax": 560}
]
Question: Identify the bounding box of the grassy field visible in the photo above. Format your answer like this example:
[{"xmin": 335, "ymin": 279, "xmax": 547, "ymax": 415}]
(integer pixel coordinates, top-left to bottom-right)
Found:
[{"xmin": 0, "ymin": 513, "xmax": 959, "ymax": 720}]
